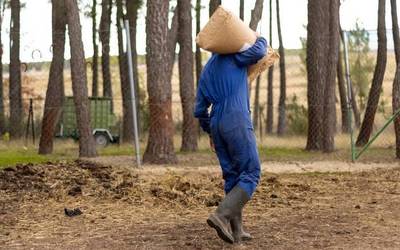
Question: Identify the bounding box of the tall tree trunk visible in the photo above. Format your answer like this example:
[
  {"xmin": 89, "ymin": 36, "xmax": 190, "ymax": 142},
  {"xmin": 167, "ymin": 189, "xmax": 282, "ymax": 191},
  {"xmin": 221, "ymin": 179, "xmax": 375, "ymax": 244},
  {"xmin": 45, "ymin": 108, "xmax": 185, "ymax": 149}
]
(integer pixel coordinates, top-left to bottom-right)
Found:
[
  {"xmin": 92, "ymin": 0, "xmax": 99, "ymax": 97},
  {"xmin": 306, "ymin": 0, "xmax": 328, "ymax": 150},
  {"xmin": 209, "ymin": 0, "xmax": 221, "ymax": 17},
  {"xmin": 166, "ymin": 7, "xmax": 179, "ymax": 84},
  {"xmin": 195, "ymin": 0, "xmax": 202, "ymax": 85},
  {"xmin": 266, "ymin": 0, "xmax": 274, "ymax": 134},
  {"xmin": 276, "ymin": 0, "xmax": 286, "ymax": 136},
  {"xmin": 248, "ymin": 0, "xmax": 264, "ymax": 97},
  {"xmin": 322, "ymin": 0, "xmax": 339, "ymax": 152},
  {"xmin": 116, "ymin": 0, "xmax": 134, "ymax": 143},
  {"xmin": 337, "ymin": 44, "xmax": 350, "ymax": 133},
  {"xmin": 249, "ymin": 0, "xmax": 264, "ymax": 31},
  {"xmin": 253, "ymin": 76, "xmax": 261, "ymax": 129},
  {"xmin": 100, "ymin": 0, "xmax": 113, "ymax": 106},
  {"xmin": 356, "ymin": 0, "xmax": 387, "ymax": 147},
  {"xmin": 240, "ymin": 0, "xmax": 244, "ymax": 20},
  {"xmin": 391, "ymin": 0, "xmax": 400, "ymax": 158},
  {"xmin": 9, "ymin": 0, "xmax": 22, "ymax": 139},
  {"xmin": 126, "ymin": 0, "xmax": 141, "ymax": 128},
  {"xmin": 0, "ymin": 2, "xmax": 5, "ymax": 135},
  {"xmin": 39, "ymin": 0, "xmax": 67, "ymax": 154},
  {"xmin": 143, "ymin": 0, "xmax": 177, "ymax": 164},
  {"xmin": 178, "ymin": 0, "xmax": 198, "ymax": 152},
  {"xmin": 65, "ymin": 0, "xmax": 97, "ymax": 157}
]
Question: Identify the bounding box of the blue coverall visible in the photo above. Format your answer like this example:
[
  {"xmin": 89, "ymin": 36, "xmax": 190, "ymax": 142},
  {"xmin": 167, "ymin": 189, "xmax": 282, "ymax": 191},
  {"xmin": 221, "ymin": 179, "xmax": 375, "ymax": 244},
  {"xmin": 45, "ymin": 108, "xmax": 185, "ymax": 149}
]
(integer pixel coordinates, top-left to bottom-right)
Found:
[{"xmin": 194, "ymin": 37, "xmax": 268, "ymax": 198}]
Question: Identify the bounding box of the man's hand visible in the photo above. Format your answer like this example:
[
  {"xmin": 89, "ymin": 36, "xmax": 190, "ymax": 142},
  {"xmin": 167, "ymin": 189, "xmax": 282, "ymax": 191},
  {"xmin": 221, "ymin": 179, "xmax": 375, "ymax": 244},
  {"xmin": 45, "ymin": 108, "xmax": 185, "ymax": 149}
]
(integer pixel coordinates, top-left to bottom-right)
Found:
[{"xmin": 210, "ymin": 136, "xmax": 216, "ymax": 153}]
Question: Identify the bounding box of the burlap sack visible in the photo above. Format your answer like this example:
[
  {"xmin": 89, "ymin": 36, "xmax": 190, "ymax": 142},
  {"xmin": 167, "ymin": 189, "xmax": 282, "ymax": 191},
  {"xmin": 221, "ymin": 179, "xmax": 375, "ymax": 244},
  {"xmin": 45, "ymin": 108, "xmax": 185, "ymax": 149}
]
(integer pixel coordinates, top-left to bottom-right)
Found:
[
  {"xmin": 196, "ymin": 6, "xmax": 257, "ymax": 54},
  {"xmin": 248, "ymin": 47, "xmax": 280, "ymax": 83},
  {"xmin": 197, "ymin": 5, "xmax": 279, "ymax": 82}
]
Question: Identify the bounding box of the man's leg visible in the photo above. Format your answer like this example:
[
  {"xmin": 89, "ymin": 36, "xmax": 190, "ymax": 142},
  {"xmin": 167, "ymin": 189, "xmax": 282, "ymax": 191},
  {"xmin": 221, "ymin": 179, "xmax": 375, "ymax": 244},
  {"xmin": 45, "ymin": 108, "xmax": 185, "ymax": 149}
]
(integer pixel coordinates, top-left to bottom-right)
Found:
[
  {"xmin": 206, "ymin": 131, "xmax": 239, "ymax": 243},
  {"xmin": 222, "ymin": 126, "xmax": 261, "ymax": 242}
]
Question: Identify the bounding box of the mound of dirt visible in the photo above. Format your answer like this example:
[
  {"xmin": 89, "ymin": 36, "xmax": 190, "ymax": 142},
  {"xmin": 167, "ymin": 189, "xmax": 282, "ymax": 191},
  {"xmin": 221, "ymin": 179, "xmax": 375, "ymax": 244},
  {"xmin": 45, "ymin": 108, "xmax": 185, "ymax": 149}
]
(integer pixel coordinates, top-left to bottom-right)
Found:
[
  {"xmin": 0, "ymin": 160, "xmax": 225, "ymax": 209},
  {"xmin": 0, "ymin": 160, "xmax": 139, "ymax": 201}
]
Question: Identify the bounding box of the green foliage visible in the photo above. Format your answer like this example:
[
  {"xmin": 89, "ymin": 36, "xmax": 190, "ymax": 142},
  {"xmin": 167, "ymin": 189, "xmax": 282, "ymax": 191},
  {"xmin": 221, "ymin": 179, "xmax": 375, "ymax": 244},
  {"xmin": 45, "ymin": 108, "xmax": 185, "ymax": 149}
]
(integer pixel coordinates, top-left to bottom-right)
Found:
[
  {"xmin": 348, "ymin": 22, "xmax": 374, "ymax": 110},
  {"xmin": 2, "ymin": 132, "xmax": 9, "ymax": 142},
  {"xmin": 378, "ymin": 95, "xmax": 389, "ymax": 119},
  {"xmin": 286, "ymin": 94, "xmax": 308, "ymax": 135}
]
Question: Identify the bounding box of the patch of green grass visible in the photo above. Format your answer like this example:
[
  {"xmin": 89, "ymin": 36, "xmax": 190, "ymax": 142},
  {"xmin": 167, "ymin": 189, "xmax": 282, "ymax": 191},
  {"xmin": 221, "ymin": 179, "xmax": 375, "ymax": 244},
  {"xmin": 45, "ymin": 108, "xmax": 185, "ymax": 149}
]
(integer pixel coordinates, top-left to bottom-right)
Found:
[
  {"xmin": 258, "ymin": 147, "xmax": 329, "ymax": 162},
  {"xmin": 0, "ymin": 141, "xmax": 396, "ymax": 170},
  {"xmin": 0, "ymin": 149, "xmax": 57, "ymax": 169}
]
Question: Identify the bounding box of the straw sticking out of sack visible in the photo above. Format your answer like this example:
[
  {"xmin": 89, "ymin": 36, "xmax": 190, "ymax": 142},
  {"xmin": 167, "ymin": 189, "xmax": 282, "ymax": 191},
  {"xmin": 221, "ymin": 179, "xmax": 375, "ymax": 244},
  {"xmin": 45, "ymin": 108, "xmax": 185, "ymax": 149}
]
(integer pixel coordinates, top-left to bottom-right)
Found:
[{"xmin": 248, "ymin": 47, "xmax": 280, "ymax": 83}]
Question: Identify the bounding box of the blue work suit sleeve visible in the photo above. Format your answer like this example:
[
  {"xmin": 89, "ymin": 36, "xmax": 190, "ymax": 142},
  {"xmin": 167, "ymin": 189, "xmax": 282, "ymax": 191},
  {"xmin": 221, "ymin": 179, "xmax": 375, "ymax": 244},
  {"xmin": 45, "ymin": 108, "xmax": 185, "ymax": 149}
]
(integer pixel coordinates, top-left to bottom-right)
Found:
[
  {"xmin": 233, "ymin": 37, "xmax": 268, "ymax": 67},
  {"xmin": 194, "ymin": 85, "xmax": 211, "ymax": 134}
]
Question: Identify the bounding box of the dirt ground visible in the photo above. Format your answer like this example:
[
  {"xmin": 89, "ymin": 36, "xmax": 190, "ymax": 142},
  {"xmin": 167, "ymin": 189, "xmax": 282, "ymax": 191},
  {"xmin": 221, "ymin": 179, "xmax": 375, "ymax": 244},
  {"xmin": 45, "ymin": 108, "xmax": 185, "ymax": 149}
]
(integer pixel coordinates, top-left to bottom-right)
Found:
[{"xmin": 1, "ymin": 159, "xmax": 400, "ymax": 250}]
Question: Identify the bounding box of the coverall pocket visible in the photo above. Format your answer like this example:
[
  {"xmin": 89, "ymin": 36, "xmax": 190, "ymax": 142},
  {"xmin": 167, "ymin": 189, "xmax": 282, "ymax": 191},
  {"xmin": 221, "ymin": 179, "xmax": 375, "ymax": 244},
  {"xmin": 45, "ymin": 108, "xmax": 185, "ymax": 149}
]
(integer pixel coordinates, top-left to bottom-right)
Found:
[{"xmin": 218, "ymin": 111, "xmax": 253, "ymax": 133}]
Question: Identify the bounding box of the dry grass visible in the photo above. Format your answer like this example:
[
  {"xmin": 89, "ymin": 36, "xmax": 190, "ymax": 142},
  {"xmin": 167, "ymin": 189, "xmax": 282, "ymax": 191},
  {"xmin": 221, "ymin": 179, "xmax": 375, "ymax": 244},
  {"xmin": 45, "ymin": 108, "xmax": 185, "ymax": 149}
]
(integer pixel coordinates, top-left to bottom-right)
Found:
[{"xmin": 3, "ymin": 51, "xmax": 398, "ymax": 125}]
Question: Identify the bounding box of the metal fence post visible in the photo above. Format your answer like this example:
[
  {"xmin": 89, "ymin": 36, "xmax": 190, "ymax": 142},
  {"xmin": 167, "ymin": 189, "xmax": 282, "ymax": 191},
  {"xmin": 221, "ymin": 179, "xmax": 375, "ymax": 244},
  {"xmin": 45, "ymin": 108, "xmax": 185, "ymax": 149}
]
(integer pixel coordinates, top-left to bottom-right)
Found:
[
  {"xmin": 342, "ymin": 31, "xmax": 356, "ymax": 162},
  {"xmin": 124, "ymin": 20, "xmax": 141, "ymax": 167}
]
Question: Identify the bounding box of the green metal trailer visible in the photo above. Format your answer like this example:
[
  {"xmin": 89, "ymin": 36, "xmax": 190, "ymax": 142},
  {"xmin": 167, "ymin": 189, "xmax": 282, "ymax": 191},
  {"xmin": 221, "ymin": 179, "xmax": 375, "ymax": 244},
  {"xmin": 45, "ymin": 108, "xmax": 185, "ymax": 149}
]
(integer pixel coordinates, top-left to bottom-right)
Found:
[{"xmin": 57, "ymin": 97, "xmax": 119, "ymax": 147}]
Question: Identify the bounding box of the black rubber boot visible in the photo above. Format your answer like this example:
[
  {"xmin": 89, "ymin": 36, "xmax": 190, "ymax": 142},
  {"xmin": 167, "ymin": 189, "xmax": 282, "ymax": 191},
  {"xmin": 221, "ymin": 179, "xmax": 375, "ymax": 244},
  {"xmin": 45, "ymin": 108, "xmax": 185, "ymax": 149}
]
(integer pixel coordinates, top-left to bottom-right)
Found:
[
  {"xmin": 231, "ymin": 211, "xmax": 253, "ymax": 242},
  {"xmin": 207, "ymin": 185, "xmax": 250, "ymax": 244}
]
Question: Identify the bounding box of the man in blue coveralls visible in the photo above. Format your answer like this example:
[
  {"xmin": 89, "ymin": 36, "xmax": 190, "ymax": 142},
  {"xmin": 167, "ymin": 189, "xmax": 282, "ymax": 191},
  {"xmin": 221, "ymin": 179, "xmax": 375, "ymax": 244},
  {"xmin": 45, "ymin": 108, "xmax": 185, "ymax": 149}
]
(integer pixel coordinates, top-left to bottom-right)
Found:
[{"xmin": 194, "ymin": 35, "xmax": 267, "ymax": 244}]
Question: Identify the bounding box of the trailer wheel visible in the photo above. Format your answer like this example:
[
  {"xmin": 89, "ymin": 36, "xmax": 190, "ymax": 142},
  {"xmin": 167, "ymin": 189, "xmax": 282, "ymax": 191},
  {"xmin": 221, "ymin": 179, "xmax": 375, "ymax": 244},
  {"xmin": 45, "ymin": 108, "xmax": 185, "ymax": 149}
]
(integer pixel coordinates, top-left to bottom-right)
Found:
[{"xmin": 94, "ymin": 132, "xmax": 109, "ymax": 147}]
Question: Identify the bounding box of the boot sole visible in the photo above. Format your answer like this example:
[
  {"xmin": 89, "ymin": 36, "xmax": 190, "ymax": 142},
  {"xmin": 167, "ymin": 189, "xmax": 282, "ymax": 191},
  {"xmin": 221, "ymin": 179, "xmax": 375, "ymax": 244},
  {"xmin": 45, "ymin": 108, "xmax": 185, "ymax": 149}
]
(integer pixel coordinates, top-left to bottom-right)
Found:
[
  {"xmin": 207, "ymin": 214, "xmax": 234, "ymax": 244},
  {"xmin": 241, "ymin": 234, "xmax": 253, "ymax": 241}
]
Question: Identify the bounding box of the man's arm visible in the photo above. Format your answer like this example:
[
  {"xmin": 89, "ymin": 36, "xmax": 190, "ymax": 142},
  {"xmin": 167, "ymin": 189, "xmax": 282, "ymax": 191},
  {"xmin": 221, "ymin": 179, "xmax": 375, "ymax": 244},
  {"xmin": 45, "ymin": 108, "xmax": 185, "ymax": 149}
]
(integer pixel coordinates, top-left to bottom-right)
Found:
[
  {"xmin": 233, "ymin": 37, "xmax": 268, "ymax": 67},
  {"xmin": 194, "ymin": 84, "xmax": 211, "ymax": 134}
]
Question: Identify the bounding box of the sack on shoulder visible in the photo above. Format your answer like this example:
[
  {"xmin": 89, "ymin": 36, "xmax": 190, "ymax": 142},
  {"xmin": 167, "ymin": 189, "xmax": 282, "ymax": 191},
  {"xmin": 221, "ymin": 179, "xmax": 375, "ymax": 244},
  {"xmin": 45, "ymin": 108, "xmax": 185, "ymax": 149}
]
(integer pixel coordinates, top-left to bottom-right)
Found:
[{"xmin": 196, "ymin": 6, "xmax": 257, "ymax": 54}]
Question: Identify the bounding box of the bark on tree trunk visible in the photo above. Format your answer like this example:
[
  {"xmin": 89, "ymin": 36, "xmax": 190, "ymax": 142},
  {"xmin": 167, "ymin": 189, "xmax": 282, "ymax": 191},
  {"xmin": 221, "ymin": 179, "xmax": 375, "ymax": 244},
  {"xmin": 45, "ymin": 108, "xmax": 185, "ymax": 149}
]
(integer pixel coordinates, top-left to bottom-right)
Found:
[
  {"xmin": 390, "ymin": 0, "xmax": 400, "ymax": 158},
  {"xmin": 240, "ymin": 0, "xmax": 244, "ymax": 20},
  {"xmin": 337, "ymin": 41, "xmax": 350, "ymax": 133},
  {"xmin": 116, "ymin": 0, "xmax": 134, "ymax": 143},
  {"xmin": 276, "ymin": 0, "xmax": 286, "ymax": 136},
  {"xmin": 166, "ymin": 7, "xmax": 179, "ymax": 83},
  {"xmin": 209, "ymin": 0, "xmax": 221, "ymax": 18},
  {"xmin": 100, "ymin": 0, "xmax": 113, "ymax": 108},
  {"xmin": 143, "ymin": 0, "xmax": 177, "ymax": 164},
  {"xmin": 322, "ymin": 0, "xmax": 340, "ymax": 152},
  {"xmin": 356, "ymin": 0, "xmax": 387, "ymax": 147},
  {"xmin": 65, "ymin": 0, "xmax": 97, "ymax": 157},
  {"xmin": 337, "ymin": 12, "xmax": 350, "ymax": 134},
  {"xmin": 249, "ymin": 0, "xmax": 264, "ymax": 31},
  {"xmin": 9, "ymin": 0, "xmax": 22, "ymax": 139},
  {"xmin": 127, "ymin": 0, "xmax": 141, "ymax": 128},
  {"xmin": 39, "ymin": 0, "xmax": 67, "ymax": 155},
  {"xmin": 248, "ymin": 0, "xmax": 264, "ymax": 97},
  {"xmin": 195, "ymin": 0, "xmax": 202, "ymax": 85},
  {"xmin": 0, "ymin": 2, "xmax": 5, "ymax": 135},
  {"xmin": 253, "ymin": 76, "xmax": 261, "ymax": 129},
  {"xmin": 92, "ymin": 0, "xmax": 99, "ymax": 97},
  {"xmin": 178, "ymin": 0, "xmax": 198, "ymax": 152},
  {"xmin": 306, "ymin": 0, "xmax": 328, "ymax": 150},
  {"xmin": 266, "ymin": 0, "xmax": 274, "ymax": 134}
]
